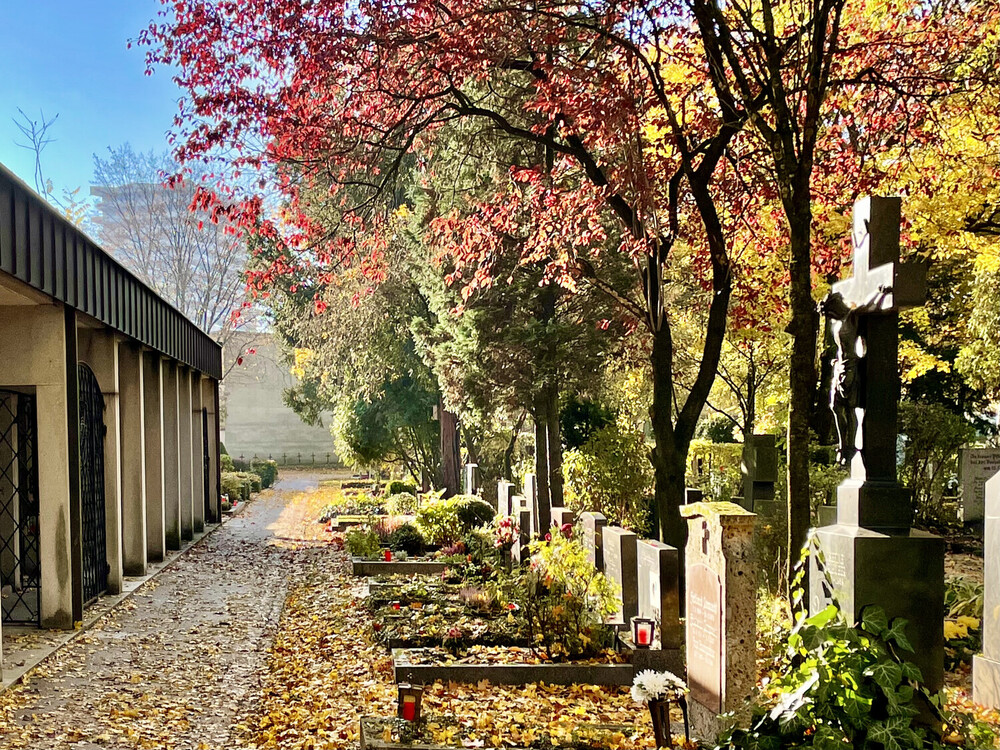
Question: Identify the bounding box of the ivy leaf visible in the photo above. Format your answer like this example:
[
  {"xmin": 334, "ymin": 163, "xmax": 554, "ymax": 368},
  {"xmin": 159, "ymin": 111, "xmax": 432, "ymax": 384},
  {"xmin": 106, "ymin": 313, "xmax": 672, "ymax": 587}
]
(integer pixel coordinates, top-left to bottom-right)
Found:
[
  {"xmin": 900, "ymin": 660, "xmax": 923, "ymax": 683},
  {"xmin": 885, "ymin": 618, "xmax": 914, "ymax": 652},
  {"xmin": 861, "ymin": 607, "xmax": 889, "ymax": 635},
  {"xmin": 868, "ymin": 716, "xmax": 915, "ymax": 750},
  {"xmin": 866, "ymin": 661, "xmax": 903, "ymax": 692}
]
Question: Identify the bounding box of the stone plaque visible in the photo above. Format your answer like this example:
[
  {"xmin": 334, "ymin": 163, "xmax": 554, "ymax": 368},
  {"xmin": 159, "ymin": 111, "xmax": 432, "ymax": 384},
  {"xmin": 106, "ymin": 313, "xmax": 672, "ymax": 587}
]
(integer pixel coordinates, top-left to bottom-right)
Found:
[
  {"xmin": 960, "ymin": 448, "xmax": 1000, "ymax": 523},
  {"xmin": 687, "ymin": 563, "xmax": 722, "ymax": 712}
]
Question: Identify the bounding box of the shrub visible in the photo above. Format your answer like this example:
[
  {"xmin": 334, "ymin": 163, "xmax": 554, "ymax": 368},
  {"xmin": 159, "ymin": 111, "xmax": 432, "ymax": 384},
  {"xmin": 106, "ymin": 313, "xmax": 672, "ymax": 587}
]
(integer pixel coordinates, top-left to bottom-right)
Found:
[
  {"xmin": 899, "ymin": 401, "xmax": 977, "ymax": 530},
  {"xmin": 221, "ymin": 472, "xmax": 245, "ymax": 502},
  {"xmin": 345, "ymin": 526, "xmax": 382, "ymax": 559},
  {"xmin": 456, "ymin": 498, "xmax": 496, "ymax": 529},
  {"xmin": 560, "ymin": 396, "xmax": 614, "ymax": 450},
  {"xmin": 716, "ymin": 603, "xmax": 994, "ymax": 750},
  {"xmin": 562, "ymin": 421, "xmax": 652, "ymax": 531},
  {"xmin": 385, "ymin": 491, "xmax": 418, "ymax": 515},
  {"xmin": 387, "ymin": 479, "xmax": 417, "ymax": 496},
  {"xmin": 416, "ymin": 495, "xmax": 496, "ymax": 546},
  {"xmin": 221, "ymin": 454, "xmax": 235, "ymax": 472},
  {"xmin": 697, "ymin": 415, "xmax": 738, "ymax": 443},
  {"xmin": 387, "ymin": 523, "xmax": 425, "ymax": 555},
  {"xmin": 250, "ymin": 458, "xmax": 279, "ymax": 489},
  {"xmin": 511, "ymin": 534, "xmax": 618, "ymax": 659},
  {"xmin": 238, "ymin": 471, "xmax": 262, "ymax": 493}
]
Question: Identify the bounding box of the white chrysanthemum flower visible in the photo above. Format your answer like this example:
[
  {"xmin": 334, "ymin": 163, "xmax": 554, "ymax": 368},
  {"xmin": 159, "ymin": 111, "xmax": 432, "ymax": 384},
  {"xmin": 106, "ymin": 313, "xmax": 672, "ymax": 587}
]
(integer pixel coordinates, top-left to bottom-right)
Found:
[{"xmin": 631, "ymin": 670, "xmax": 688, "ymax": 702}]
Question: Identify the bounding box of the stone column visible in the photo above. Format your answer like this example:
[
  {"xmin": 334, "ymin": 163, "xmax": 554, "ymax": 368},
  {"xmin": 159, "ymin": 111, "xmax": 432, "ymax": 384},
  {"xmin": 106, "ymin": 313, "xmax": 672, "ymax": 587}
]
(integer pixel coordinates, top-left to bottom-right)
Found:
[
  {"xmin": 974, "ymin": 471, "xmax": 1000, "ymax": 707},
  {"xmin": 178, "ymin": 368, "xmax": 194, "ymax": 541},
  {"xmin": 201, "ymin": 376, "xmax": 220, "ymax": 523},
  {"xmin": 142, "ymin": 352, "xmax": 165, "ymax": 563},
  {"xmin": 465, "ymin": 464, "xmax": 480, "ymax": 496},
  {"xmin": 161, "ymin": 361, "xmax": 181, "ymax": 550},
  {"xmin": 191, "ymin": 377, "xmax": 205, "ymax": 534},
  {"xmin": 78, "ymin": 329, "xmax": 123, "ymax": 595},
  {"xmin": 118, "ymin": 342, "xmax": 147, "ymax": 577},
  {"xmin": 681, "ymin": 501, "xmax": 756, "ymax": 741}
]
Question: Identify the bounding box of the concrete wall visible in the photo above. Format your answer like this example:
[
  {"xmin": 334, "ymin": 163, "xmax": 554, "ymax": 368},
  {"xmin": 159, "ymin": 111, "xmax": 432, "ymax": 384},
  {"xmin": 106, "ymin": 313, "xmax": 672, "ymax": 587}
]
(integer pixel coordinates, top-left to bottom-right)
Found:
[{"xmin": 221, "ymin": 333, "xmax": 336, "ymax": 462}]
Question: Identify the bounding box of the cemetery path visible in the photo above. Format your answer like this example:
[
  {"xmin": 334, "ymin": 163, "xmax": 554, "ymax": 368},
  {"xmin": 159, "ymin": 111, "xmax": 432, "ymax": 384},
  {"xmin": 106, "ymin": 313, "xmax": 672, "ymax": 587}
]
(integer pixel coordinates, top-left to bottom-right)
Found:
[{"xmin": 0, "ymin": 471, "xmax": 338, "ymax": 750}]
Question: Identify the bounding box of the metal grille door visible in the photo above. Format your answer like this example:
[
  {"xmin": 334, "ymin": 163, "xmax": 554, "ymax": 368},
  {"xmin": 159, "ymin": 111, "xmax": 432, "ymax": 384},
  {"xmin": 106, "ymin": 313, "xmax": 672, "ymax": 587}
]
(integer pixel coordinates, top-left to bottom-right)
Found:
[
  {"xmin": 0, "ymin": 391, "xmax": 41, "ymax": 624},
  {"xmin": 78, "ymin": 364, "xmax": 109, "ymax": 605}
]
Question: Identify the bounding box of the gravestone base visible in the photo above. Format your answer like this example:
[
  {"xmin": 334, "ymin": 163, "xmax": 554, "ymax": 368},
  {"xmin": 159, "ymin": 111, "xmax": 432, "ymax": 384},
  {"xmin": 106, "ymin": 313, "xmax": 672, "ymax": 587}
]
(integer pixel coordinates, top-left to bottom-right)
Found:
[
  {"xmin": 617, "ymin": 634, "xmax": 683, "ymax": 673},
  {"xmin": 973, "ymin": 655, "xmax": 1000, "ymax": 709},
  {"xmin": 810, "ymin": 524, "xmax": 945, "ymax": 691}
]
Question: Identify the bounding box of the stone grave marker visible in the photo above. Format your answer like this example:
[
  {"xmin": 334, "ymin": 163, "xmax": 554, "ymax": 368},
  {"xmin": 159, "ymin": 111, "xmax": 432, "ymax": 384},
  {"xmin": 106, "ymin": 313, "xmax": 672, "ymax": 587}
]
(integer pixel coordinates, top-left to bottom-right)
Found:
[
  {"xmin": 464, "ymin": 463, "xmax": 481, "ymax": 496},
  {"xmin": 497, "ymin": 480, "xmax": 515, "ymax": 516},
  {"xmin": 741, "ymin": 434, "xmax": 778, "ymax": 511},
  {"xmin": 960, "ymin": 447, "xmax": 1000, "ymax": 523},
  {"xmin": 974, "ymin": 470, "xmax": 1000, "ymax": 707},
  {"xmin": 810, "ymin": 196, "xmax": 944, "ymax": 691},
  {"xmin": 636, "ymin": 539, "xmax": 682, "ymax": 652},
  {"xmin": 581, "ymin": 511, "xmax": 607, "ymax": 570},
  {"xmin": 550, "ymin": 507, "xmax": 576, "ymax": 529},
  {"xmin": 681, "ymin": 502, "xmax": 756, "ymax": 740},
  {"xmin": 510, "ymin": 507, "xmax": 533, "ymax": 564},
  {"xmin": 523, "ymin": 473, "xmax": 537, "ymax": 533},
  {"xmin": 602, "ymin": 526, "xmax": 638, "ymax": 626}
]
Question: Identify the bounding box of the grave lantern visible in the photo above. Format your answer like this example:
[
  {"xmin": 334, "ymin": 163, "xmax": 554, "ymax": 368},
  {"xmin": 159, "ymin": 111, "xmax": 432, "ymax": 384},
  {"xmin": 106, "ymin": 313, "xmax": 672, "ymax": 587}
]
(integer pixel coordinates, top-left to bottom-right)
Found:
[
  {"xmin": 397, "ymin": 683, "xmax": 424, "ymax": 722},
  {"xmin": 631, "ymin": 616, "xmax": 655, "ymax": 648},
  {"xmin": 383, "ymin": 548, "xmax": 392, "ymax": 562}
]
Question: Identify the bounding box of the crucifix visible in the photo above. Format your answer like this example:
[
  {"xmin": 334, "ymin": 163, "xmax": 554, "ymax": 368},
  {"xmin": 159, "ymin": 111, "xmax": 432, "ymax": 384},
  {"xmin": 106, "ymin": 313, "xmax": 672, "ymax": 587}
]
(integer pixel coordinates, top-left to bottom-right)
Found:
[{"xmin": 819, "ymin": 197, "xmax": 926, "ymax": 527}]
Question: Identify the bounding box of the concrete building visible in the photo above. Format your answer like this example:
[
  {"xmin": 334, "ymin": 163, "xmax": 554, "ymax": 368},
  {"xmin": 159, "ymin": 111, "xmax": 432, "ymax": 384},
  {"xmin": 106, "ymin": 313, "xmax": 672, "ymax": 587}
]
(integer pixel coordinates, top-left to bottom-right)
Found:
[
  {"xmin": 0, "ymin": 163, "xmax": 222, "ymax": 638},
  {"xmin": 221, "ymin": 332, "xmax": 336, "ymax": 464}
]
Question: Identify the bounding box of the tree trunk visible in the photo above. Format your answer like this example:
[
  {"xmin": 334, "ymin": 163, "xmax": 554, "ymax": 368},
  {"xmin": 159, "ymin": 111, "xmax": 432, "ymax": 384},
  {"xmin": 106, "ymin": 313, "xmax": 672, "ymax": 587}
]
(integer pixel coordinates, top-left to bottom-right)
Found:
[
  {"xmin": 545, "ymin": 383, "xmax": 564, "ymax": 509},
  {"xmin": 533, "ymin": 401, "xmax": 551, "ymax": 537},
  {"xmin": 786, "ymin": 208, "xmax": 818, "ymax": 587},
  {"xmin": 649, "ymin": 325, "xmax": 688, "ymax": 550},
  {"xmin": 440, "ymin": 401, "xmax": 461, "ymax": 498}
]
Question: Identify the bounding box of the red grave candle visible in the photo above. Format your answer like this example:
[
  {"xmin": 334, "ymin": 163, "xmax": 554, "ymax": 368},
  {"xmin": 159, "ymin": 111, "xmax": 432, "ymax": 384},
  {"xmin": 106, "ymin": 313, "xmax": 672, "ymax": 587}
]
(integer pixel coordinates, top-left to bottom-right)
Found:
[
  {"xmin": 402, "ymin": 696, "xmax": 416, "ymax": 721},
  {"xmin": 384, "ymin": 549, "xmax": 392, "ymax": 561}
]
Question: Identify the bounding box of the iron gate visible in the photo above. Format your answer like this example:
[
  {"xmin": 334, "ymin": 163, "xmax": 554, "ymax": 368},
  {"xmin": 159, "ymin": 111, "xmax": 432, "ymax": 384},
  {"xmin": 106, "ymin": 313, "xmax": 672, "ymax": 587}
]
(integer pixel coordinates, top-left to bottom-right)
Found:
[
  {"xmin": 0, "ymin": 390, "xmax": 41, "ymax": 624},
  {"xmin": 78, "ymin": 364, "xmax": 109, "ymax": 605}
]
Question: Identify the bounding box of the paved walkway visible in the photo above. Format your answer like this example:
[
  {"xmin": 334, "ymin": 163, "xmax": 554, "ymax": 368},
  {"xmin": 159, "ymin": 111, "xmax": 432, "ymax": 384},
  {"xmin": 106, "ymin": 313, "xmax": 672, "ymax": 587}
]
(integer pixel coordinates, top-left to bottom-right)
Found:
[{"xmin": 0, "ymin": 472, "xmax": 337, "ymax": 749}]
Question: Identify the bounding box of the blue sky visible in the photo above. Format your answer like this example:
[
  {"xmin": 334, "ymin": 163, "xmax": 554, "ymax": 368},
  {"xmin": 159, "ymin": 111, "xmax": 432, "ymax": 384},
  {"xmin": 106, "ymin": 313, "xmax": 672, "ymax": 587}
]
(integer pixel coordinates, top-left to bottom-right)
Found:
[{"xmin": 0, "ymin": 2, "xmax": 178, "ymax": 195}]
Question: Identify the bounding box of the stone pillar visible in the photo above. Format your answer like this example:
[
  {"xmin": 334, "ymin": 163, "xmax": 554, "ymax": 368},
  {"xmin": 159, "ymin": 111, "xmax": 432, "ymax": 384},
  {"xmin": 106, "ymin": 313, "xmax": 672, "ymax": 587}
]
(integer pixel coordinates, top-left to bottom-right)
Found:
[
  {"xmin": 118, "ymin": 342, "xmax": 147, "ymax": 577},
  {"xmin": 178, "ymin": 368, "xmax": 194, "ymax": 541},
  {"xmin": 201, "ymin": 376, "xmax": 220, "ymax": 523},
  {"xmin": 974, "ymin": 471, "xmax": 1000, "ymax": 707},
  {"xmin": 142, "ymin": 352, "xmax": 165, "ymax": 563},
  {"xmin": 161, "ymin": 361, "xmax": 181, "ymax": 550},
  {"xmin": 497, "ymin": 480, "xmax": 514, "ymax": 515},
  {"xmin": 78, "ymin": 329, "xmax": 123, "ymax": 595},
  {"xmin": 0, "ymin": 305, "xmax": 75, "ymax": 628},
  {"xmin": 191, "ymin": 377, "xmax": 206, "ymax": 534},
  {"xmin": 681, "ymin": 502, "xmax": 756, "ymax": 741}
]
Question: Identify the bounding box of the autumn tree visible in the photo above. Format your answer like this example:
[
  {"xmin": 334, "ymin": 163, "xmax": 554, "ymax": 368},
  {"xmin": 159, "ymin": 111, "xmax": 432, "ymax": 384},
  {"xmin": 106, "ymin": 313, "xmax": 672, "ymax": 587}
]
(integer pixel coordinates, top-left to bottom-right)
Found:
[{"xmin": 142, "ymin": 0, "xmax": 779, "ymax": 548}]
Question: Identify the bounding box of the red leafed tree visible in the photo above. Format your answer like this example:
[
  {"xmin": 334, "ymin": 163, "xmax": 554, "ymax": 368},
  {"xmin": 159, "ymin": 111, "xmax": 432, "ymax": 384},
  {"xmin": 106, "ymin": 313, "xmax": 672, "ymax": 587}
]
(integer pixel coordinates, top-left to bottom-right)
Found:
[{"xmin": 142, "ymin": 0, "xmax": 771, "ymax": 549}]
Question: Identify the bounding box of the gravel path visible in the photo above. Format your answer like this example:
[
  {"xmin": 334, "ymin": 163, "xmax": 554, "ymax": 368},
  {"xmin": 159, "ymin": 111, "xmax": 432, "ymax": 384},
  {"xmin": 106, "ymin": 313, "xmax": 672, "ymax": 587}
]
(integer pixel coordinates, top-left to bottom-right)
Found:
[{"xmin": 0, "ymin": 472, "xmax": 335, "ymax": 749}]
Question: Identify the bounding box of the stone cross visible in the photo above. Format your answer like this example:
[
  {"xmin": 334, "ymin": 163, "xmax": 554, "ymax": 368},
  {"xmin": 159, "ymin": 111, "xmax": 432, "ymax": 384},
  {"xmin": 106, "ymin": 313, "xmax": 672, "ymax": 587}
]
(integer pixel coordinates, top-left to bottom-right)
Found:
[
  {"xmin": 822, "ymin": 196, "xmax": 926, "ymax": 497},
  {"xmin": 811, "ymin": 196, "xmax": 944, "ymax": 693}
]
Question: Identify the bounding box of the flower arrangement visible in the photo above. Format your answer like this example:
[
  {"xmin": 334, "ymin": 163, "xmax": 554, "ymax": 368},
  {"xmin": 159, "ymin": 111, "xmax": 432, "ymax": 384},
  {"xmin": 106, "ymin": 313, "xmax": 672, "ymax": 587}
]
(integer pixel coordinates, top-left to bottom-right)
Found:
[
  {"xmin": 494, "ymin": 515, "xmax": 519, "ymax": 549},
  {"xmin": 631, "ymin": 670, "xmax": 688, "ymax": 703}
]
